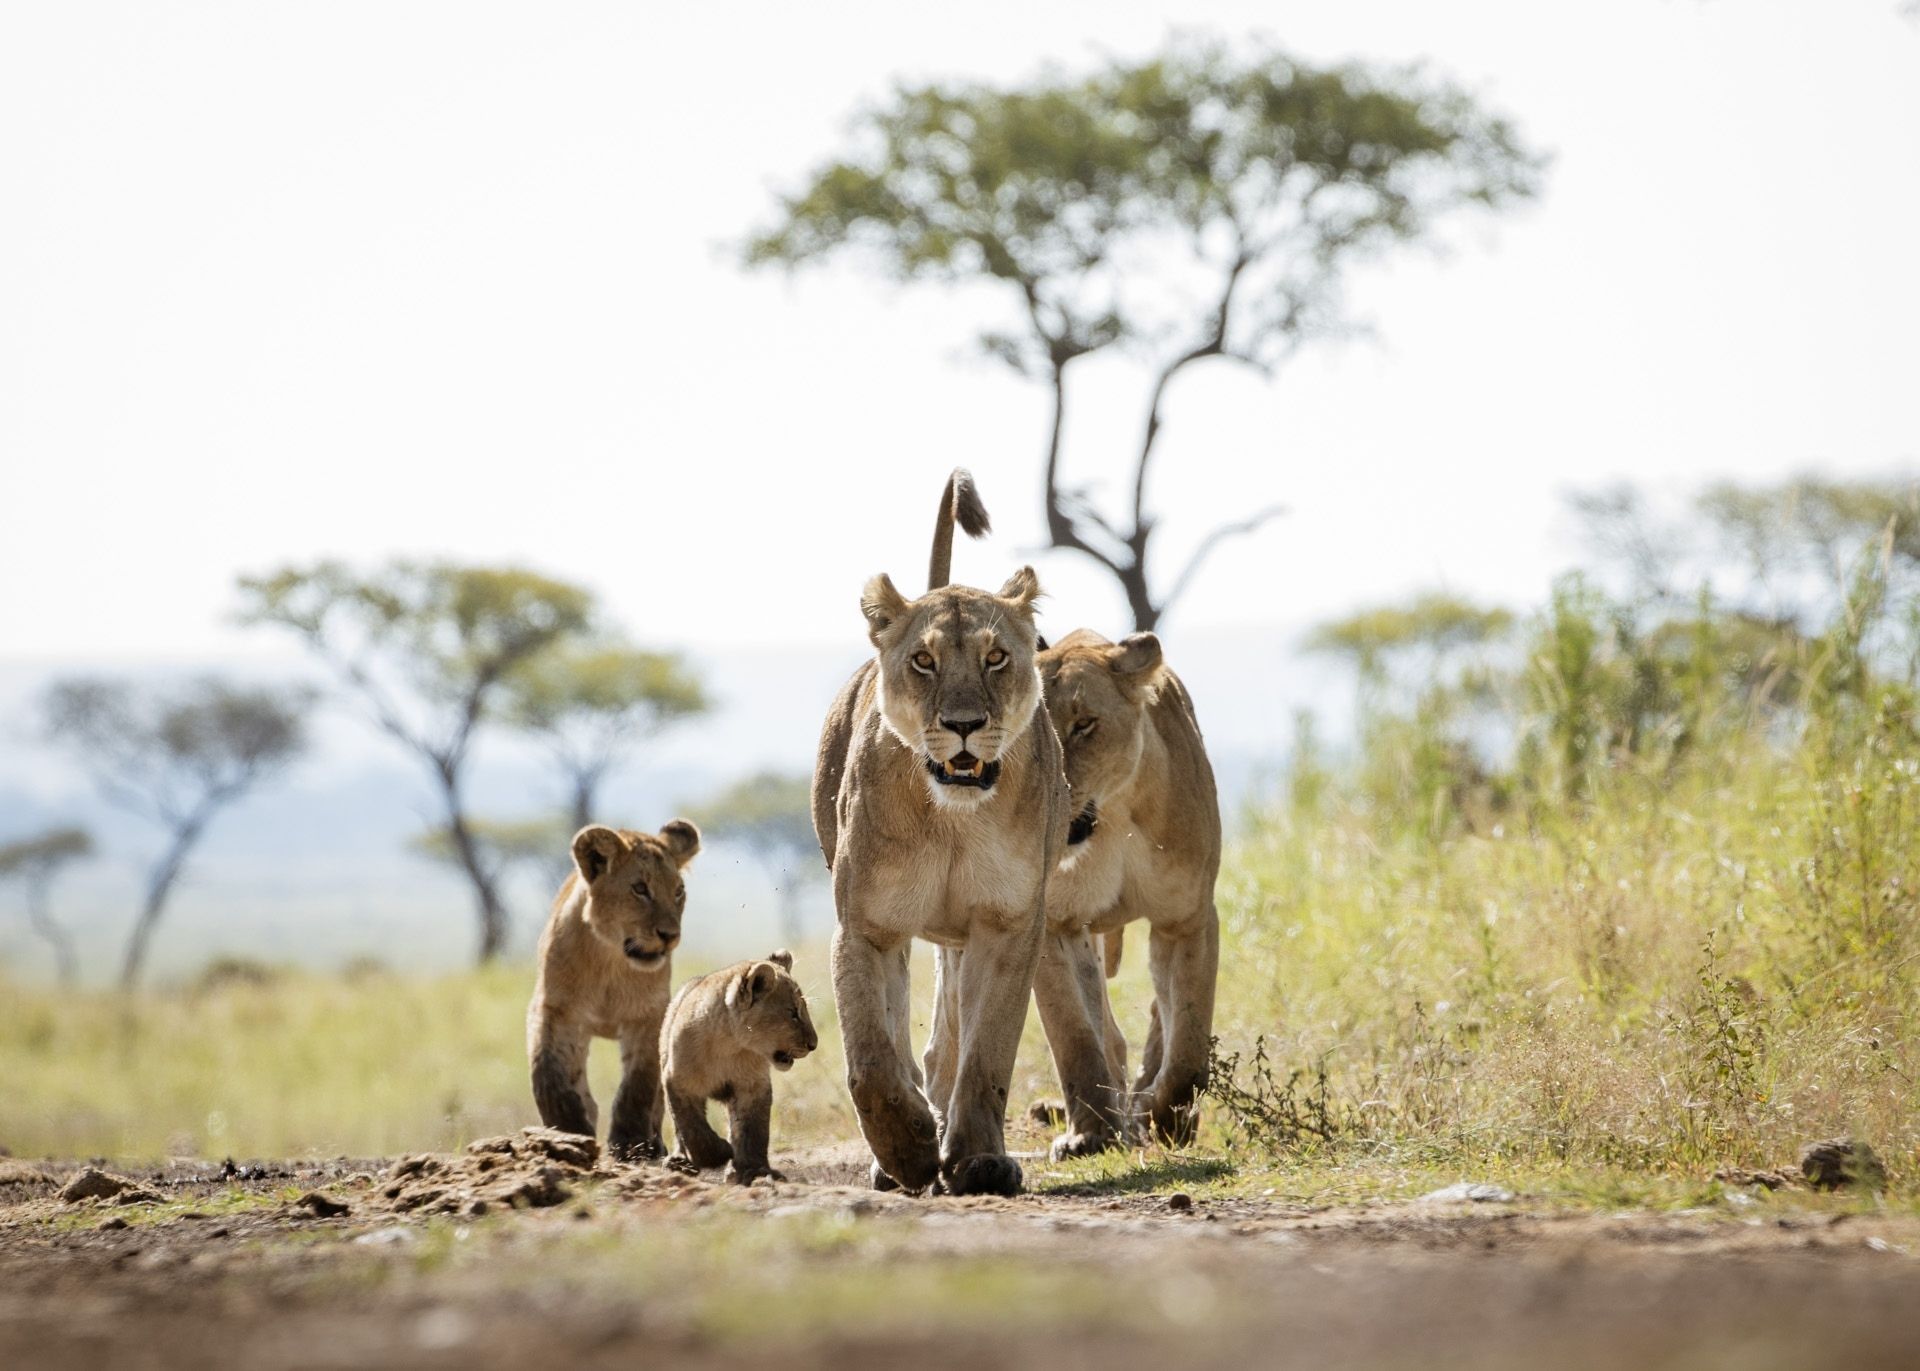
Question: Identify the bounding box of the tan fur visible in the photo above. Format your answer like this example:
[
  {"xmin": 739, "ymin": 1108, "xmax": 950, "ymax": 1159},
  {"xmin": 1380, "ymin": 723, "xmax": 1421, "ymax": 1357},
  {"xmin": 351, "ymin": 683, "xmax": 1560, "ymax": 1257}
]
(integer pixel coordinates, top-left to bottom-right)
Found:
[
  {"xmin": 526, "ymin": 819, "xmax": 701, "ymax": 1161},
  {"xmin": 1036, "ymin": 629, "xmax": 1222, "ymax": 1148},
  {"xmin": 813, "ymin": 469, "xmax": 1069, "ymax": 1196},
  {"xmin": 660, "ymin": 949, "xmax": 818, "ymax": 1184}
]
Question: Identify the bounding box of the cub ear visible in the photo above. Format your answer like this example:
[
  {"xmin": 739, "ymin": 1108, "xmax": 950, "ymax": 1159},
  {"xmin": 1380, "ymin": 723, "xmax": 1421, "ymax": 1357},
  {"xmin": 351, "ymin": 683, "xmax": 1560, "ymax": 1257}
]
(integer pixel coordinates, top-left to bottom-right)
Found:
[
  {"xmin": 996, "ymin": 565, "xmax": 1042, "ymax": 610},
  {"xmin": 570, "ymin": 825, "xmax": 624, "ymax": 883},
  {"xmin": 767, "ymin": 948, "xmax": 794, "ymax": 971},
  {"xmin": 1107, "ymin": 632, "xmax": 1165, "ymax": 697},
  {"xmin": 861, "ymin": 573, "xmax": 910, "ymax": 644},
  {"xmin": 727, "ymin": 960, "xmax": 780, "ymax": 1010},
  {"xmin": 658, "ymin": 818, "xmax": 701, "ymax": 866}
]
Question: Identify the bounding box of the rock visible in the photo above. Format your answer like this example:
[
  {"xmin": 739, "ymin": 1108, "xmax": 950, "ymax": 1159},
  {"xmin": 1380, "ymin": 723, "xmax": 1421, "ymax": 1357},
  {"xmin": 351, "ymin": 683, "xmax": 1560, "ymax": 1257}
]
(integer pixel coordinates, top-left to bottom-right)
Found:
[
  {"xmin": 1713, "ymin": 1166, "xmax": 1793, "ymax": 1190},
  {"xmin": 0, "ymin": 1161, "xmax": 56, "ymax": 1188},
  {"xmin": 97, "ymin": 1215, "xmax": 128, "ymax": 1231},
  {"xmin": 1167, "ymin": 1192, "xmax": 1194, "ymax": 1213},
  {"xmin": 60, "ymin": 1168, "xmax": 161, "ymax": 1205},
  {"xmin": 1418, "ymin": 1182, "xmax": 1515, "ymax": 1204},
  {"xmin": 1799, "ymin": 1138, "xmax": 1886, "ymax": 1192},
  {"xmin": 297, "ymin": 1190, "xmax": 351, "ymax": 1218},
  {"xmin": 353, "ymin": 1225, "xmax": 417, "ymax": 1247}
]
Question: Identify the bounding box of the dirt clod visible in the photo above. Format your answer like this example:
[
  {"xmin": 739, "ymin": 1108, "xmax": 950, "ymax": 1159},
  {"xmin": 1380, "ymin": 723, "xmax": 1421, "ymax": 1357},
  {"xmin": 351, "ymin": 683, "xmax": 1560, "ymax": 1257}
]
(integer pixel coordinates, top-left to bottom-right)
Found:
[
  {"xmin": 97, "ymin": 1215, "xmax": 128, "ymax": 1231},
  {"xmin": 1168, "ymin": 1192, "xmax": 1194, "ymax": 1212},
  {"xmin": 377, "ymin": 1128, "xmax": 599, "ymax": 1216},
  {"xmin": 296, "ymin": 1190, "xmax": 351, "ymax": 1218},
  {"xmin": 1799, "ymin": 1138, "xmax": 1886, "ymax": 1192},
  {"xmin": 59, "ymin": 1168, "xmax": 162, "ymax": 1205}
]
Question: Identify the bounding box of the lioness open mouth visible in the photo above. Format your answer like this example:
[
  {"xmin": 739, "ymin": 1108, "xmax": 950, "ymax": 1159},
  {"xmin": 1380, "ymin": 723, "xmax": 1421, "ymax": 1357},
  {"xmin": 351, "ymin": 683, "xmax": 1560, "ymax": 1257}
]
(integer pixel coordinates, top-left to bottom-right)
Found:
[
  {"xmin": 926, "ymin": 752, "xmax": 1001, "ymax": 790},
  {"xmin": 1067, "ymin": 802, "xmax": 1099, "ymax": 846}
]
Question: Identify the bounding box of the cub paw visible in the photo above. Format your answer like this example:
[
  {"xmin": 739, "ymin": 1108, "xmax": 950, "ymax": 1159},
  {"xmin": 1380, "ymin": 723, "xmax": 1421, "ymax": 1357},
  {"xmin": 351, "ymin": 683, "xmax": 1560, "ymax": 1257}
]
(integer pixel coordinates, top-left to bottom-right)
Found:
[
  {"xmin": 607, "ymin": 1136, "xmax": 664, "ymax": 1165},
  {"xmin": 725, "ymin": 1163, "xmax": 786, "ymax": 1187},
  {"xmin": 1048, "ymin": 1130, "xmax": 1119, "ymax": 1162}
]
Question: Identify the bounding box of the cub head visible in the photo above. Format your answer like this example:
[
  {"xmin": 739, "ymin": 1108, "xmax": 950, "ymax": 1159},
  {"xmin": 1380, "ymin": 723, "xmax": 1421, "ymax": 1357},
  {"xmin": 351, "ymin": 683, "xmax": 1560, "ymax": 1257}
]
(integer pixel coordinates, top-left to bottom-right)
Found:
[
  {"xmin": 724, "ymin": 949, "xmax": 818, "ymax": 1071},
  {"xmin": 569, "ymin": 819, "xmax": 701, "ymax": 969},
  {"xmin": 860, "ymin": 567, "xmax": 1046, "ymax": 809},
  {"xmin": 1038, "ymin": 630, "xmax": 1166, "ymax": 851}
]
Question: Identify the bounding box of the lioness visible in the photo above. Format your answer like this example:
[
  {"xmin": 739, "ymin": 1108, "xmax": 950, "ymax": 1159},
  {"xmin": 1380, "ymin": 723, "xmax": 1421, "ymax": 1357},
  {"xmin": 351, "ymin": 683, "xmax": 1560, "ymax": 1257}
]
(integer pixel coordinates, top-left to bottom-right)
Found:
[
  {"xmin": 813, "ymin": 469, "xmax": 1068, "ymax": 1196},
  {"xmin": 661, "ymin": 949, "xmax": 818, "ymax": 1184},
  {"xmin": 526, "ymin": 820, "xmax": 701, "ymax": 1161},
  {"xmin": 1035, "ymin": 629, "xmax": 1221, "ymax": 1148}
]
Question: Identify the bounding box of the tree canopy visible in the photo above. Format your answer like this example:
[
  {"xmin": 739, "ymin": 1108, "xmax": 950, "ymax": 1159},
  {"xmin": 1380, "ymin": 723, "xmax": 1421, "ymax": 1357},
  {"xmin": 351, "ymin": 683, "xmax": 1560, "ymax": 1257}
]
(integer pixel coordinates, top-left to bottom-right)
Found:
[{"xmin": 750, "ymin": 38, "xmax": 1541, "ymax": 629}]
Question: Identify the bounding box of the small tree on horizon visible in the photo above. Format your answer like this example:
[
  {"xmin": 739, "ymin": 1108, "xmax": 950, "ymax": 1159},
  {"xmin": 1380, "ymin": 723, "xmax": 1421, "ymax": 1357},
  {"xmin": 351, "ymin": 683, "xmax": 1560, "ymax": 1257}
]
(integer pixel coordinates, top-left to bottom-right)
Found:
[
  {"xmin": 0, "ymin": 826, "xmax": 95, "ymax": 985},
  {"xmin": 748, "ymin": 37, "xmax": 1542, "ymax": 630},
  {"xmin": 687, "ymin": 771, "xmax": 821, "ymax": 946},
  {"xmin": 238, "ymin": 561, "xmax": 593, "ymax": 963},
  {"xmin": 503, "ymin": 639, "xmax": 710, "ymax": 832},
  {"xmin": 41, "ymin": 679, "xmax": 308, "ymax": 987}
]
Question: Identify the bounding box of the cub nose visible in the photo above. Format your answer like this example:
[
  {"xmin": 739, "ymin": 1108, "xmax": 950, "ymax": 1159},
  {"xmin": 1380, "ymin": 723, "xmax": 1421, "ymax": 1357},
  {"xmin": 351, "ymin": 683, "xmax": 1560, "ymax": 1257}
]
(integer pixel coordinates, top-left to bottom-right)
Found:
[{"xmin": 941, "ymin": 715, "xmax": 987, "ymax": 740}]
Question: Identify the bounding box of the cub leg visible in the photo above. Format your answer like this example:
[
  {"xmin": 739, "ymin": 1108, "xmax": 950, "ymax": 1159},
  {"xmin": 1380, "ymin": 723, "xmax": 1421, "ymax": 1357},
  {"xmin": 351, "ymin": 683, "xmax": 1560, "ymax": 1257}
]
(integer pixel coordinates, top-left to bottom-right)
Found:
[
  {"xmin": 608, "ymin": 1022, "xmax": 666, "ymax": 1161},
  {"xmin": 666, "ymin": 1083, "xmax": 733, "ymax": 1171},
  {"xmin": 940, "ymin": 913, "xmax": 1043, "ymax": 1196},
  {"xmin": 834, "ymin": 924, "xmax": 939, "ymax": 1193},
  {"xmin": 1032, "ymin": 927, "xmax": 1126, "ymax": 1158},
  {"xmin": 529, "ymin": 1013, "xmax": 596, "ymax": 1139},
  {"xmin": 724, "ymin": 1079, "xmax": 780, "ymax": 1184},
  {"xmin": 1142, "ymin": 909, "xmax": 1220, "ymax": 1145}
]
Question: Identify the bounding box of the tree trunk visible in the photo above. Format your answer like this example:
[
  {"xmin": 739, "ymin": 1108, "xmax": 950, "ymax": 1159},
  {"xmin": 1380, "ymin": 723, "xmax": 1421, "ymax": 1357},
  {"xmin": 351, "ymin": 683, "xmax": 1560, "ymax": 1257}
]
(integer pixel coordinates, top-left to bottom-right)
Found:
[
  {"xmin": 439, "ymin": 772, "xmax": 509, "ymax": 964},
  {"xmin": 121, "ymin": 816, "xmax": 207, "ymax": 989},
  {"xmin": 26, "ymin": 875, "xmax": 78, "ymax": 986}
]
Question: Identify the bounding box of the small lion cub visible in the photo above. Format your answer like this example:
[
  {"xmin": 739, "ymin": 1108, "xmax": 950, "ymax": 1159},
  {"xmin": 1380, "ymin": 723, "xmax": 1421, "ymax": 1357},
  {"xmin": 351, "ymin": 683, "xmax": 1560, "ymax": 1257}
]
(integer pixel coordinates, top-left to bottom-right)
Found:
[
  {"xmin": 527, "ymin": 819, "xmax": 701, "ymax": 1162},
  {"xmin": 661, "ymin": 950, "xmax": 818, "ymax": 1184}
]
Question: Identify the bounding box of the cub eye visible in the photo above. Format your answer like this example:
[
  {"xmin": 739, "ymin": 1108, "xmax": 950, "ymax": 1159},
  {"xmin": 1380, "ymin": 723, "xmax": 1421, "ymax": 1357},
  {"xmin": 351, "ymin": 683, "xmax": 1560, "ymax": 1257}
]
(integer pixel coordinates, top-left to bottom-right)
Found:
[
  {"xmin": 1072, "ymin": 718, "xmax": 1098, "ymax": 739},
  {"xmin": 985, "ymin": 648, "xmax": 1009, "ymax": 670},
  {"xmin": 911, "ymin": 651, "xmax": 936, "ymax": 673},
  {"xmin": 632, "ymin": 881, "xmax": 652, "ymax": 901}
]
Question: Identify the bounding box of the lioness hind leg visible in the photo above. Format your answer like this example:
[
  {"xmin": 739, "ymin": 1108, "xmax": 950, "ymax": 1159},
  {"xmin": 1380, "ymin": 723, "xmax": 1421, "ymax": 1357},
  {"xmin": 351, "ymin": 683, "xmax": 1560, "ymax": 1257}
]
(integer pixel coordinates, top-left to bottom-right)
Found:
[
  {"xmin": 1033, "ymin": 928, "xmax": 1126, "ymax": 1159},
  {"xmin": 530, "ymin": 1017, "xmax": 596, "ymax": 1140},
  {"xmin": 1143, "ymin": 911, "xmax": 1219, "ymax": 1145},
  {"xmin": 835, "ymin": 926, "xmax": 940, "ymax": 1193},
  {"xmin": 940, "ymin": 916, "xmax": 1043, "ymax": 1196}
]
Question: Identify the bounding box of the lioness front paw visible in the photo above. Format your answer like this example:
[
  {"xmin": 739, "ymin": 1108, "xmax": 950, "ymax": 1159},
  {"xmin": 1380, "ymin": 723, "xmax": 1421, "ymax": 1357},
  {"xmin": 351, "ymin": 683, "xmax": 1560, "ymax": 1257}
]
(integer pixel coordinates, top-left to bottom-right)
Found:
[{"xmin": 943, "ymin": 1153, "xmax": 1023, "ymax": 1197}]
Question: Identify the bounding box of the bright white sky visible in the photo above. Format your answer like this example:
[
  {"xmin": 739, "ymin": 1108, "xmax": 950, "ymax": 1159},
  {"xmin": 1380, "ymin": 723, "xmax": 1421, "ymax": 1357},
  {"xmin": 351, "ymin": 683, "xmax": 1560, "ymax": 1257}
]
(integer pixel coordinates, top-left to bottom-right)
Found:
[{"xmin": 3, "ymin": 1, "xmax": 1917, "ymax": 666}]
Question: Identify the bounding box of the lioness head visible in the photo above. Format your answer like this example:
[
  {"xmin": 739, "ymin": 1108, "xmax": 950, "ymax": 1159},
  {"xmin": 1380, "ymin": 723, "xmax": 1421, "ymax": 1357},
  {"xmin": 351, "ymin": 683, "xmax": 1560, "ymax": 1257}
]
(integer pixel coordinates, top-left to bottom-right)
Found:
[
  {"xmin": 860, "ymin": 567, "xmax": 1045, "ymax": 808},
  {"xmin": 725, "ymin": 949, "xmax": 818, "ymax": 1071},
  {"xmin": 1038, "ymin": 630, "xmax": 1166, "ymax": 850},
  {"xmin": 570, "ymin": 820, "xmax": 701, "ymax": 968}
]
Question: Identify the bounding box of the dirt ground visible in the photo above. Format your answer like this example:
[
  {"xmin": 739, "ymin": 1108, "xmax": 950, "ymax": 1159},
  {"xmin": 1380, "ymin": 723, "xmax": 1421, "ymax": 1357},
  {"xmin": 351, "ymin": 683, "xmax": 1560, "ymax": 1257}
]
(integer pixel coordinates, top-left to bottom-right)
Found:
[{"xmin": 2, "ymin": 1133, "xmax": 1917, "ymax": 1371}]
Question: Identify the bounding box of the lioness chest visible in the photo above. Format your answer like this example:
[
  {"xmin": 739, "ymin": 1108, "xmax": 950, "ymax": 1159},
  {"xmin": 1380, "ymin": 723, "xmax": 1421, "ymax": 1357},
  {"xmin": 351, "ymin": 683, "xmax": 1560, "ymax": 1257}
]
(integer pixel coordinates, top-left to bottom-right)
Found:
[{"xmin": 843, "ymin": 807, "xmax": 1047, "ymax": 946}]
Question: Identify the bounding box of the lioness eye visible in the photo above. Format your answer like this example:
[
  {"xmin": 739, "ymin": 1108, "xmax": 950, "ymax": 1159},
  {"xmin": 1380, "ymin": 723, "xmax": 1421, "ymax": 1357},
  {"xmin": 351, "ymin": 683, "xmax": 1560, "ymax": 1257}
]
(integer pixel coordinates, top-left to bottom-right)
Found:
[
  {"xmin": 1073, "ymin": 718, "xmax": 1098, "ymax": 738},
  {"xmin": 985, "ymin": 648, "xmax": 1008, "ymax": 669},
  {"xmin": 911, "ymin": 651, "xmax": 936, "ymax": 672}
]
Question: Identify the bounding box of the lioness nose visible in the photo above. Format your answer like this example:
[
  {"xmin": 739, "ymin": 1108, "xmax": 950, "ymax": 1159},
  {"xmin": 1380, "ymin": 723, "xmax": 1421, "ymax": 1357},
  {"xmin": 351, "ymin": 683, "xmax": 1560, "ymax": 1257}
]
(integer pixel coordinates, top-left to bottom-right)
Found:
[{"xmin": 942, "ymin": 715, "xmax": 987, "ymax": 740}]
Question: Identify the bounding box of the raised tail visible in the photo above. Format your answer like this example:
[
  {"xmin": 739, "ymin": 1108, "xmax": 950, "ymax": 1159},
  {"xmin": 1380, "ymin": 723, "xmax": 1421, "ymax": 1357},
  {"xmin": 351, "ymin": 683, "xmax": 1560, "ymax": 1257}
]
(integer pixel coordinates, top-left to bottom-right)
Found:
[{"xmin": 927, "ymin": 468, "xmax": 992, "ymax": 591}]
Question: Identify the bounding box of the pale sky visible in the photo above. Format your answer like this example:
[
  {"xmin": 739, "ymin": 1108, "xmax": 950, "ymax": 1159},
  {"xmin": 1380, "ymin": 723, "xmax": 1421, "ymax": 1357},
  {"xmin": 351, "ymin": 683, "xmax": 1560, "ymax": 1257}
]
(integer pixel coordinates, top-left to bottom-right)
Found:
[{"xmin": 3, "ymin": 0, "xmax": 1917, "ymax": 667}]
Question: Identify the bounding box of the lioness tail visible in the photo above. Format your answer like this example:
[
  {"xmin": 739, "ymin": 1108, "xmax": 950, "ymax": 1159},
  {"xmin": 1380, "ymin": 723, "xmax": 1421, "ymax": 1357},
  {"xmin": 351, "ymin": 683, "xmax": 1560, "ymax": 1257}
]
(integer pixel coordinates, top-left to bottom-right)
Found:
[{"xmin": 928, "ymin": 468, "xmax": 992, "ymax": 591}]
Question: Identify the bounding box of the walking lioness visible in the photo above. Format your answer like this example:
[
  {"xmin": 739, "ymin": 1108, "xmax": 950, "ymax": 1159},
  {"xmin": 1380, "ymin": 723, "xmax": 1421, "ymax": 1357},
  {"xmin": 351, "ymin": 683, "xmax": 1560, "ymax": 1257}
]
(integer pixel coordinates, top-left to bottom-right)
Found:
[
  {"xmin": 1036, "ymin": 629, "xmax": 1221, "ymax": 1149},
  {"xmin": 813, "ymin": 469, "xmax": 1068, "ymax": 1196}
]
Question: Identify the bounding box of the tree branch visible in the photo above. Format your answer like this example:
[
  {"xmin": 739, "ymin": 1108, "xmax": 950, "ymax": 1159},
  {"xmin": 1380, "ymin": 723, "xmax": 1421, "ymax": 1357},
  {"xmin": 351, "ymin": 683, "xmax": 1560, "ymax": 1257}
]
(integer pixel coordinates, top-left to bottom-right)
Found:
[{"xmin": 1160, "ymin": 504, "xmax": 1289, "ymax": 618}]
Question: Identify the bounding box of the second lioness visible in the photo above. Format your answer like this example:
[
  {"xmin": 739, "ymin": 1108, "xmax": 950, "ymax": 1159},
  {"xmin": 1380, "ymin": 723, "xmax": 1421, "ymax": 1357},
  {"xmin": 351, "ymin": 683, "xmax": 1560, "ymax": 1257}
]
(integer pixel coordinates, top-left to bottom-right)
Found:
[
  {"xmin": 1034, "ymin": 629, "xmax": 1221, "ymax": 1152},
  {"xmin": 661, "ymin": 950, "xmax": 819, "ymax": 1184}
]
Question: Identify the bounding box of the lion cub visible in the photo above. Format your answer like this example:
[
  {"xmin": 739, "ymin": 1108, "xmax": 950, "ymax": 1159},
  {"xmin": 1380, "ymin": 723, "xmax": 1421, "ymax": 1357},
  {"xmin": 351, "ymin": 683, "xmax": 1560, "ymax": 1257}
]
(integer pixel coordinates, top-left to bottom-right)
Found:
[
  {"xmin": 527, "ymin": 819, "xmax": 701, "ymax": 1161},
  {"xmin": 661, "ymin": 950, "xmax": 818, "ymax": 1184}
]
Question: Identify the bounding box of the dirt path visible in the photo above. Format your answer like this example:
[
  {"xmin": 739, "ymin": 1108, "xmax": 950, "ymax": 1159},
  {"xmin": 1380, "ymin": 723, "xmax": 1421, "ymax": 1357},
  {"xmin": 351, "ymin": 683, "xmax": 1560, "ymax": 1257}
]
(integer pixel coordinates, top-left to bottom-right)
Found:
[{"xmin": 2, "ymin": 1138, "xmax": 1916, "ymax": 1371}]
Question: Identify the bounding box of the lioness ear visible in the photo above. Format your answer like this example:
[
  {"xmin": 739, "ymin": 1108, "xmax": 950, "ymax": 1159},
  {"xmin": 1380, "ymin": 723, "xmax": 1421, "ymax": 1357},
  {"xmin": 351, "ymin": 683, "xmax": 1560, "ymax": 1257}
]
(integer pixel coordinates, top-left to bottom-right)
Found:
[
  {"xmin": 571, "ymin": 825, "xmax": 623, "ymax": 883},
  {"xmin": 767, "ymin": 948, "xmax": 794, "ymax": 971},
  {"xmin": 861, "ymin": 573, "xmax": 910, "ymax": 644},
  {"xmin": 997, "ymin": 565, "xmax": 1041, "ymax": 610},
  {"xmin": 658, "ymin": 818, "xmax": 701, "ymax": 866},
  {"xmin": 1107, "ymin": 632, "xmax": 1166, "ymax": 697}
]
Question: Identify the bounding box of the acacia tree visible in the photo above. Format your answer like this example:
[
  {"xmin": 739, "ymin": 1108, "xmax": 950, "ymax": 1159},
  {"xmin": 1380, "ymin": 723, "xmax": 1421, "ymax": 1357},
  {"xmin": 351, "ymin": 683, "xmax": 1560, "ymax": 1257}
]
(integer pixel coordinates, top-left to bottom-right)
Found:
[
  {"xmin": 503, "ymin": 639, "xmax": 709, "ymax": 832},
  {"xmin": 0, "ymin": 826, "xmax": 94, "ymax": 984},
  {"xmin": 238, "ymin": 561, "xmax": 593, "ymax": 962},
  {"xmin": 687, "ymin": 771, "xmax": 820, "ymax": 946},
  {"xmin": 748, "ymin": 38, "xmax": 1541, "ymax": 630},
  {"xmin": 41, "ymin": 679, "xmax": 309, "ymax": 987}
]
